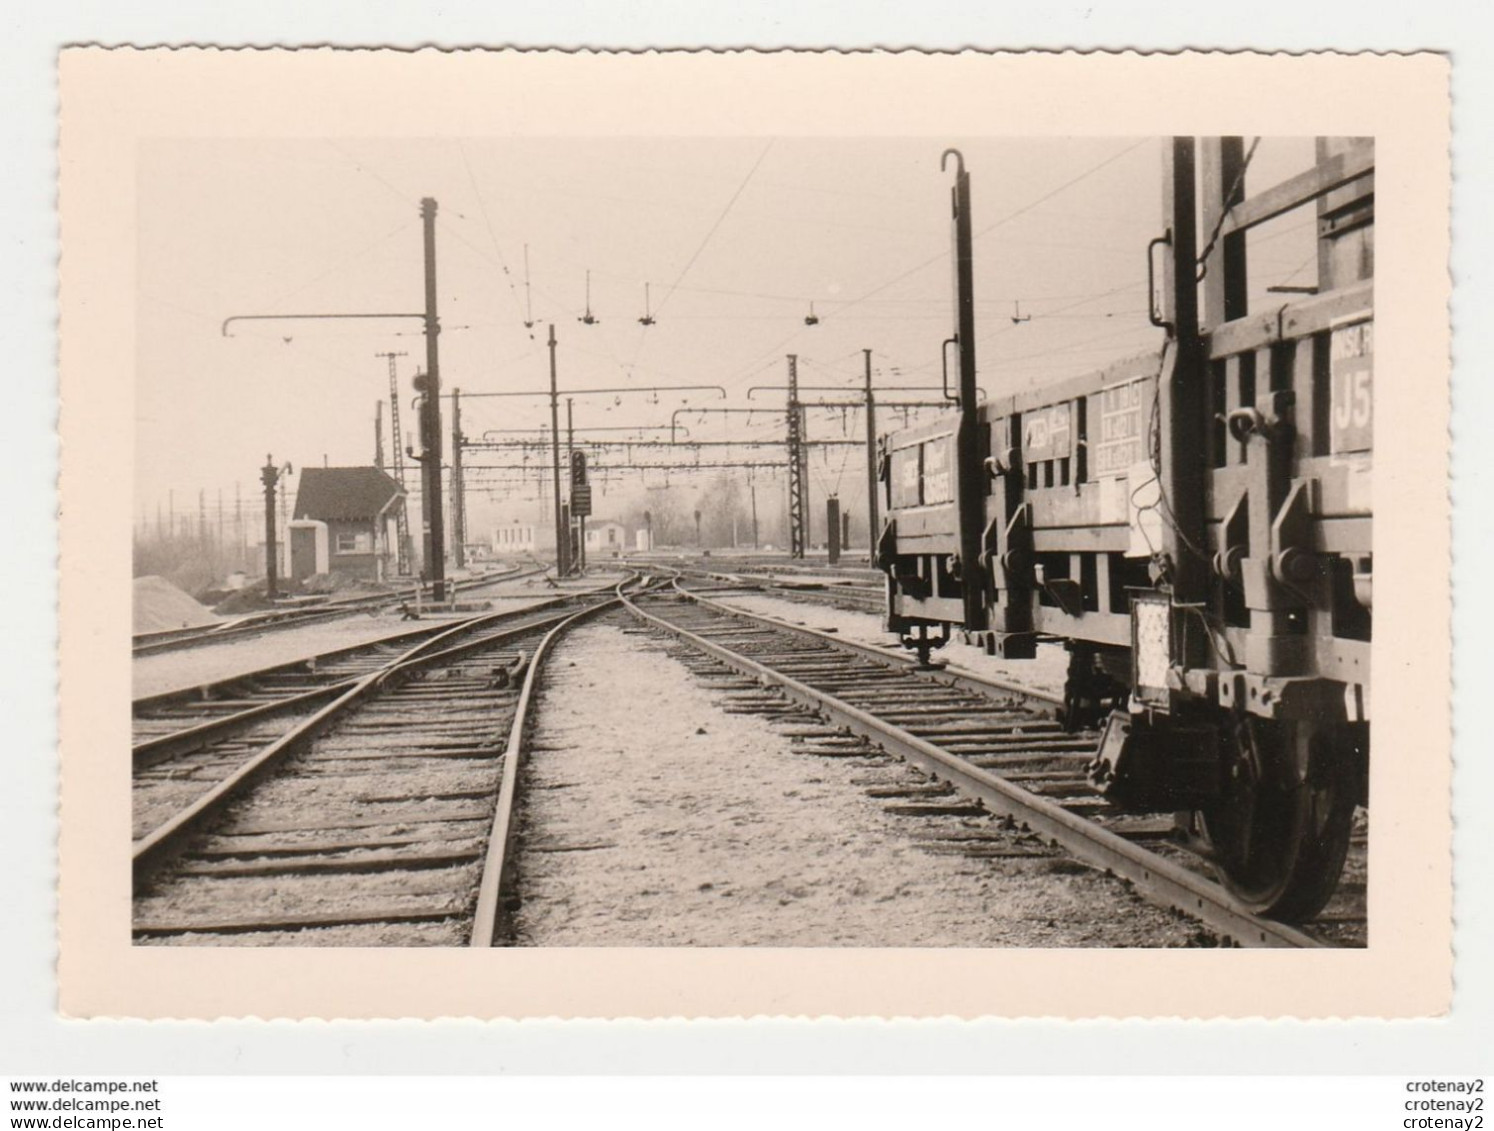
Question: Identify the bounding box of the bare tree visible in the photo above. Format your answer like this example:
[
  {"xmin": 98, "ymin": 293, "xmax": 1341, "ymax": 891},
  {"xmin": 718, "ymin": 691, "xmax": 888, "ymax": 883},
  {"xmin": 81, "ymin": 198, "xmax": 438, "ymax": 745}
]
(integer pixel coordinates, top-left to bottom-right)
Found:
[
  {"xmin": 626, "ymin": 486, "xmax": 688, "ymax": 546},
  {"xmin": 695, "ymin": 475, "xmax": 747, "ymax": 548}
]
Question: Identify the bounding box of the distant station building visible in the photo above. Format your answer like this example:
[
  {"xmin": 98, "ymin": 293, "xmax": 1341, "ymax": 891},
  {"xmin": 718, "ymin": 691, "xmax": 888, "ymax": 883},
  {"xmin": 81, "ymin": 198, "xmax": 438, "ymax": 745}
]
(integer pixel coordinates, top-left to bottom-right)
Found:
[
  {"xmin": 490, "ymin": 513, "xmax": 631, "ymax": 561},
  {"xmin": 492, "ymin": 521, "xmax": 544, "ymax": 557},
  {"xmin": 288, "ymin": 466, "xmax": 406, "ymax": 583}
]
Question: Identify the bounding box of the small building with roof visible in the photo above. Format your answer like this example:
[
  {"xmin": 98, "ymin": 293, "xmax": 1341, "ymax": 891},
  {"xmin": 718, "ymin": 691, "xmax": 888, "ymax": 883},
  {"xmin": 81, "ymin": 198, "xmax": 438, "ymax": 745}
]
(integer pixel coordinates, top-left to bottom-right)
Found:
[
  {"xmin": 289, "ymin": 466, "xmax": 406, "ymax": 583},
  {"xmin": 583, "ymin": 518, "xmax": 629, "ymax": 558}
]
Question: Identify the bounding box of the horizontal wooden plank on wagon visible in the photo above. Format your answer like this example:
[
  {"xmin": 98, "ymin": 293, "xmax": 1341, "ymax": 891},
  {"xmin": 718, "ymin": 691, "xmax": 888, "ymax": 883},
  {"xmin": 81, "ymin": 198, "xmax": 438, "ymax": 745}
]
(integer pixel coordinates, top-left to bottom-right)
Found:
[
  {"xmin": 1218, "ymin": 145, "xmax": 1374, "ymax": 240},
  {"xmin": 1207, "ymin": 279, "xmax": 1372, "ymax": 359}
]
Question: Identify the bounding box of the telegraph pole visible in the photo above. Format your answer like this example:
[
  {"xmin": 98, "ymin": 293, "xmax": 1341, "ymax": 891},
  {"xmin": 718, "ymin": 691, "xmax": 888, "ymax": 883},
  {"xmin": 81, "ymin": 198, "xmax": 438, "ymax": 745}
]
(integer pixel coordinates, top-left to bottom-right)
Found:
[
  {"xmin": 566, "ymin": 399, "xmax": 574, "ymax": 485},
  {"xmin": 750, "ymin": 469, "xmax": 759, "ymax": 549},
  {"xmin": 220, "ymin": 208, "xmax": 443, "ymax": 580},
  {"xmin": 375, "ymin": 401, "xmax": 386, "ymax": 470},
  {"xmin": 261, "ymin": 456, "xmax": 280, "ymax": 598},
  {"xmin": 863, "ymin": 348, "xmax": 879, "ymax": 565},
  {"xmin": 548, "ymin": 324, "xmax": 567, "ymax": 576},
  {"xmin": 419, "ymin": 198, "xmax": 448, "ymax": 601},
  {"xmin": 451, "ymin": 386, "xmax": 466, "ymax": 568},
  {"xmin": 565, "ymin": 397, "xmax": 575, "ymax": 573},
  {"xmin": 278, "ymin": 473, "xmax": 289, "ymax": 580}
]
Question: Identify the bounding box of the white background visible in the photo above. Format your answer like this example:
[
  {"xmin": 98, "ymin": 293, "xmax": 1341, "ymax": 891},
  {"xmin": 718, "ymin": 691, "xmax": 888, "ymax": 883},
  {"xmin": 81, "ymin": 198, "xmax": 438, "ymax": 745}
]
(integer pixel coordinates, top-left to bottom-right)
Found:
[
  {"xmin": 4, "ymin": 0, "xmax": 1489, "ymax": 1080},
  {"xmin": 8, "ymin": 1076, "xmax": 1490, "ymax": 1126}
]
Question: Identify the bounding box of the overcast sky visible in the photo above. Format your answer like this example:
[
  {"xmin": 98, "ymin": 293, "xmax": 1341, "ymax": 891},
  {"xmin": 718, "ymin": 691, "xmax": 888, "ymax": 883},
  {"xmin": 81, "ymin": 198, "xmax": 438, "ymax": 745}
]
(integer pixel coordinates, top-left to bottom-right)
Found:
[{"xmin": 135, "ymin": 135, "xmax": 1318, "ymax": 534}]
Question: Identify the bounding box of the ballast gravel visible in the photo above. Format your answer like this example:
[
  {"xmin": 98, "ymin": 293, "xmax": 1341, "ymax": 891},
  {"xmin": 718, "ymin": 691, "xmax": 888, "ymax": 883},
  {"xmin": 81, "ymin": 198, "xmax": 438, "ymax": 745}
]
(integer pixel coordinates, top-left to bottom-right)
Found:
[{"xmin": 512, "ymin": 621, "xmax": 1207, "ymax": 948}]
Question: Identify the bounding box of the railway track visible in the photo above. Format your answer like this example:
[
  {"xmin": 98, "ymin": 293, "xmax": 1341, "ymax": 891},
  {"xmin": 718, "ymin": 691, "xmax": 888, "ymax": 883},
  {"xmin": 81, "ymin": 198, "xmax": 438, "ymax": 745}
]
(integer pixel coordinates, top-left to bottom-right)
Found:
[
  {"xmin": 624, "ymin": 557, "xmax": 884, "ymax": 615},
  {"xmin": 133, "ymin": 589, "xmax": 607, "ymax": 813},
  {"xmin": 622, "ymin": 578, "xmax": 1366, "ymax": 948},
  {"xmin": 132, "ymin": 563, "xmax": 552, "ymax": 657},
  {"xmin": 716, "ymin": 573, "xmax": 883, "ymax": 615},
  {"xmin": 663, "ymin": 553, "xmax": 881, "ymax": 582},
  {"xmin": 131, "ymin": 574, "xmax": 649, "ymax": 946}
]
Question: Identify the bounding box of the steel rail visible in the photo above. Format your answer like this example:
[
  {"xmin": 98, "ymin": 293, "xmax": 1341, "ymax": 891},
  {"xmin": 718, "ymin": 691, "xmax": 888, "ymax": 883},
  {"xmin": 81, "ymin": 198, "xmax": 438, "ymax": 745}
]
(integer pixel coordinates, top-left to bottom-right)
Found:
[
  {"xmin": 469, "ymin": 572, "xmax": 663, "ymax": 946},
  {"xmin": 622, "ymin": 584, "xmax": 1320, "ymax": 948},
  {"xmin": 133, "ymin": 608, "xmax": 355, "ymax": 656},
  {"xmin": 448, "ymin": 563, "xmax": 554, "ymax": 594},
  {"xmin": 133, "ymin": 587, "xmax": 427, "ymax": 648},
  {"xmin": 670, "ymin": 574, "xmax": 1064, "ymax": 710},
  {"xmin": 131, "ymin": 585, "xmax": 624, "ymax": 881},
  {"xmin": 621, "ymin": 561, "xmax": 1057, "ymax": 708},
  {"xmin": 130, "ymin": 564, "xmax": 551, "ymax": 657},
  {"xmin": 134, "ymin": 678, "xmax": 358, "ymax": 770},
  {"xmin": 133, "ymin": 571, "xmax": 595, "ymax": 725},
  {"xmin": 704, "ymin": 559, "xmax": 884, "ymax": 583},
  {"xmin": 678, "ymin": 566, "xmax": 890, "ymax": 614},
  {"xmin": 134, "ymin": 601, "xmax": 594, "ymax": 769},
  {"xmin": 133, "ymin": 617, "xmax": 470, "ymax": 715}
]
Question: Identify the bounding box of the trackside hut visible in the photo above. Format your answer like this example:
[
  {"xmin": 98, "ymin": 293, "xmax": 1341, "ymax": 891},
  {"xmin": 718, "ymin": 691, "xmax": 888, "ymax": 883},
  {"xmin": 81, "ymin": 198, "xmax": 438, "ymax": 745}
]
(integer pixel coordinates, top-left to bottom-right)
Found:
[
  {"xmin": 583, "ymin": 519, "xmax": 628, "ymax": 557},
  {"xmin": 289, "ymin": 466, "xmax": 406, "ymax": 583}
]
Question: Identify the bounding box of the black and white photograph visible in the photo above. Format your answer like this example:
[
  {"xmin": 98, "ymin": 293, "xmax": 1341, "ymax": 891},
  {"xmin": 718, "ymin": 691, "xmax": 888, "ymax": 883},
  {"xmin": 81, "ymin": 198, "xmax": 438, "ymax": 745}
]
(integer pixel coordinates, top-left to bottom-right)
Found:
[
  {"xmin": 125, "ymin": 132, "xmax": 1373, "ymax": 951},
  {"xmin": 56, "ymin": 48, "xmax": 1450, "ymax": 1019}
]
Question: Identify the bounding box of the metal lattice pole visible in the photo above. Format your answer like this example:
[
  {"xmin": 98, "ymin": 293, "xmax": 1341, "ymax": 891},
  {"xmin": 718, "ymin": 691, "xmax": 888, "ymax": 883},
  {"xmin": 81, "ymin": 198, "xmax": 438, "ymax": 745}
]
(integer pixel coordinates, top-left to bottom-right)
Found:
[
  {"xmin": 451, "ymin": 387, "xmax": 466, "ymax": 568},
  {"xmin": 786, "ymin": 354, "xmax": 808, "ymax": 559},
  {"xmin": 378, "ymin": 351, "xmax": 412, "ymax": 575},
  {"xmin": 548, "ymin": 325, "xmax": 567, "ymax": 576},
  {"xmin": 863, "ymin": 348, "xmax": 879, "ymax": 565}
]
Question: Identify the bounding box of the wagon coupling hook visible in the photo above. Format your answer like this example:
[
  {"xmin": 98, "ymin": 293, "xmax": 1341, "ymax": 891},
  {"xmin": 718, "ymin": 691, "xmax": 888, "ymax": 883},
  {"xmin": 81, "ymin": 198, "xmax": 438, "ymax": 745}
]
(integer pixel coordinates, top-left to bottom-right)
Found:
[{"xmin": 1226, "ymin": 406, "xmax": 1270, "ymax": 443}]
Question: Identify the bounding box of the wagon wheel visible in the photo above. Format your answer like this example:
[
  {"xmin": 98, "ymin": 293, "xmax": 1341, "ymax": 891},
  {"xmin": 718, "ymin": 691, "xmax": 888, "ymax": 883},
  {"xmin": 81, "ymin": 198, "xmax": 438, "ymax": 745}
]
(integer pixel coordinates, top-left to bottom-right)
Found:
[{"xmin": 1199, "ymin": 716, "xmax": 1357, "ymax": 923}]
